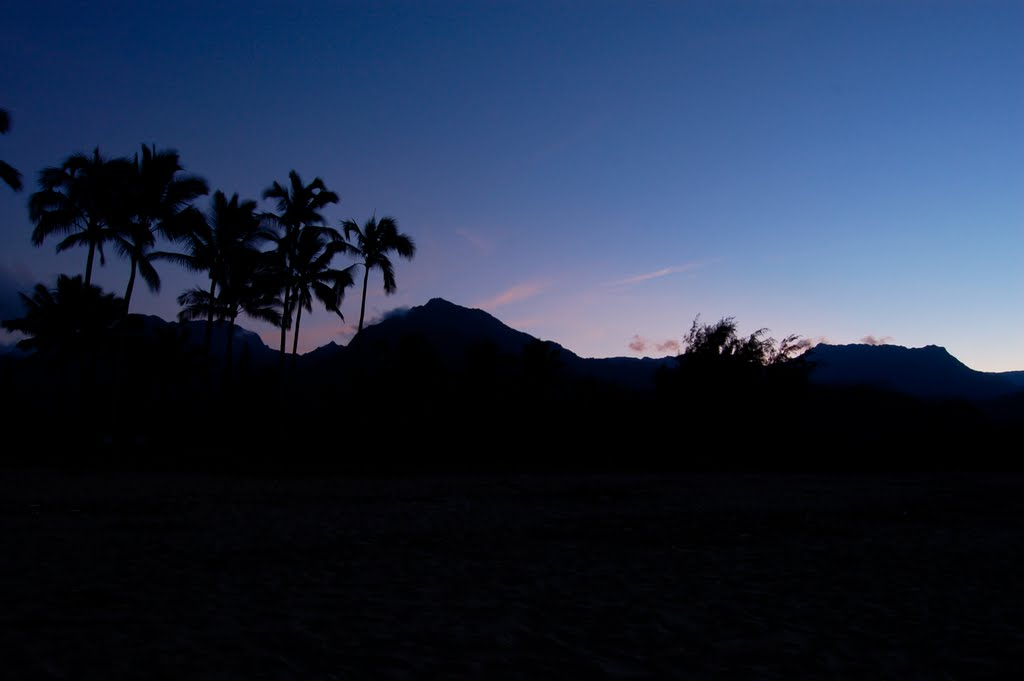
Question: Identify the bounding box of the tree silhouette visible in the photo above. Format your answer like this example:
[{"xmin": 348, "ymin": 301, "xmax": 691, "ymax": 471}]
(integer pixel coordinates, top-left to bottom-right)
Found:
[
  {"xmin": 29, "ymin": 149, "xmax": 130, "ymax": 286},
  {"xmin": 156, "ymin": 191, "xmax": 262, "ymax": 350},
  {"xmin": 262, "ymin": 171, "xmax": 339, "ymax": 365},
  {"xmin": 0, "ymin": 109, "xmax": 22, "ymax": 191},
  {"xmin": 175, "ymin": 193, "xmax": 279, "ymax": 368},
  {"xmin": 178, "ymin": 251, "xmax": 281, "ymax": 372},
  {"xmin": 339, "ymin": 215, "xmax": 416, "ymax": 332},
  {"xmin": 116, "ymin": 145, "xmax": 208, "ymax": 312},
  {"xmin": 285, "ymin": 226, "xmax": 356, "ymax": 363},
  {"xmin": 1, "ymin": 274, "xmax": 123, "ymax": 354}
]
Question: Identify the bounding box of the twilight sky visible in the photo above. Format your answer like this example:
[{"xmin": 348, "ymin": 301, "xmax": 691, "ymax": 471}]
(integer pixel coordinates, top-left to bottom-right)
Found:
[{"xmin": 1, "ymin": 1, "xmax": 1022, "ymax": 370}]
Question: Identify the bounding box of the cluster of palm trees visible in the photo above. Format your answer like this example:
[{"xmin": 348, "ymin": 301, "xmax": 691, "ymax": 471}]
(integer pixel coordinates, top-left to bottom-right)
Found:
[{"xmin": 9, "ymin": 140, "xmax": 416, "ymax": 366}]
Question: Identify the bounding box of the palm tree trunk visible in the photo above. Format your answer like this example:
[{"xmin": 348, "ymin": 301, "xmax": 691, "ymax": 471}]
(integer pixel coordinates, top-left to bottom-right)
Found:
[
  {"xmin": 225, "ymin": 315, "xmax": 236, "ymax": 386},
  {"xmin": 85, "ymin": 242, "xmax": 96, "ymax": 287},
  {"xmin": 278, "ymin": 285, "xmax": 291, "ymax": 368},
  {"xmin": 358, "ymin": 265, "xmax": 370, "ymax": 332},
  {"xmin": 205, "ymin": 279, "xmax": 216, "ymax": 352},
  {"xmin": 291, "ymin": 303, "xmax": 302, "ymax": 367},
  {"xmin": 124, "ymin": 257, "xmax": 138, "ymax": 313}
]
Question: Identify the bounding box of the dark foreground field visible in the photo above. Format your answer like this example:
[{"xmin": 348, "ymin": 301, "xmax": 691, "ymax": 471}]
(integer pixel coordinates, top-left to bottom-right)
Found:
[{"xmin": 3, "ymin": 473, "xmax": 1023, "ymax": 679}]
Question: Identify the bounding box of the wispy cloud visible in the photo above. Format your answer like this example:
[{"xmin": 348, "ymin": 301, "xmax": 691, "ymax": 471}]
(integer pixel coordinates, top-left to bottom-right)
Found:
[
  {"xmin": 476, "ymin": 280, "xmax": 550, "ymax": 310},
  {"xmin": 611, "ymin": 261, "xmax": 705, "ymax": 287},
  {"xmin": 455, "ymin": 228, "xmax": 493, "ymax": 255},
  {"xmin": 859, "ymin": 335, "xmax": 893, "ymax": 346}
]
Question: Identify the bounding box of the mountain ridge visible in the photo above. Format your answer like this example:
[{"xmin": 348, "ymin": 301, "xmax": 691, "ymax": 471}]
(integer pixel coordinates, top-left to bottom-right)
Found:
[{"xmin": 81, "ymin": 298, "xmax": 1023, "ymax": 401}]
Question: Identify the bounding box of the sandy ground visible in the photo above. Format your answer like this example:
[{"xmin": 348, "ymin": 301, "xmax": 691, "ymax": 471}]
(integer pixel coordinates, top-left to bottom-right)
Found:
[{"xmin": 2, "ymin": 473, "xmax": 1023, "ymax": 679}]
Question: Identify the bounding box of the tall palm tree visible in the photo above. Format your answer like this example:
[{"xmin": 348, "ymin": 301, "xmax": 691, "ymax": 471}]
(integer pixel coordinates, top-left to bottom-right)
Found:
[
  {"xmin": 155, "ymin": 191, "xmax": 261, "ymax": 349},
  {"xmin": 262, "ymin": 170, "xmax": 339, "ymax": 363},
  {"xmin": 0, "ymin": 109, "xmax": 22, "ymax": 191},
  {"xmin": 287, "ymin": 227, "xmax": 356, "ymax": 361},
  {"xmin": 339, "ymin": 215, "xmax": 416, "ymax": 332},
  {"xmin": 117, "ymin": 145, "xmax": 208, "ymax": 312},
  {"xmin": 2, "ymin": 274, "xmax": 123, "ymax": 355},
  {"xmin": 29, "ymin": 149, "xmax": 129, "ymax": 286}
]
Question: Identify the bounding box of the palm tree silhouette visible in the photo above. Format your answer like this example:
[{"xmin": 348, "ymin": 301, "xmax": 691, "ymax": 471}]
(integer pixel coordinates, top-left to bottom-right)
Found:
[
  {"xmin": 0, "ymin": 109, "xmax": 22, "ymax": 191},
  {"xmin": 179, "ymin": 250, "xmax": 281, "ymax": 372},
  {"xmin": 29, "ymin": 149, "xmax": 130, "ymax": 286},
  {"xmin": 1, "ymin": 274, "xmax": 123, "ymax": 354},
  {"xmin": 175, "ymin": 193, "xmax": 279, "ymax": 367},
  {"xmin": 262, "ymin": 171, "xmax": 339, "ymax": 365},
  {"xmin": 117, "ymin": 145, "xmax": 208, "ymax": 312},
  {"xmin": 285, "ymin": 227, "xmax": 356, "ymax": 362},
  {"xmin": 156, "ymin": 191, "xmax": 263, "ymax": 350},
  {"xmin": 339, "ymin": 216, "xmax": 416, "ymax": 333}
]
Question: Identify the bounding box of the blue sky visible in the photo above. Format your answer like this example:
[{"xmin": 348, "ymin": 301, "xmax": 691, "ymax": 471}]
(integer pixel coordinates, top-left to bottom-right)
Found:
[{"xmin": 2, "ymin": 1, "xmax": 1022, "ymax": 369}]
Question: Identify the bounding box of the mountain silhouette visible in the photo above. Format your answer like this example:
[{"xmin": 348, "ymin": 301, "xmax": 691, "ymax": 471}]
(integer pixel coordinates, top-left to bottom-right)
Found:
[
  {"xmin": 345, "ymin": 298, "xmax": 671, "ymax": 390},
  {"xmin": 92, "ymin": 302, "xmax": 1024, "ymax": 401},
  {"xmin": 118, "ymin": 314, "xmax": 279, "ymax": 367},
  {"xmin": 805, "ymin": 343, "xmax": 1019, "ymax": 401}
]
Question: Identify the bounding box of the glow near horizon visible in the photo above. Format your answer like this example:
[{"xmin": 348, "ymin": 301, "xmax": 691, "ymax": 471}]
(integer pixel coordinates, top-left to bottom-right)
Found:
[{"xmin": 0, "ymin": 2, "xmax": 1022, "ymax": 371}]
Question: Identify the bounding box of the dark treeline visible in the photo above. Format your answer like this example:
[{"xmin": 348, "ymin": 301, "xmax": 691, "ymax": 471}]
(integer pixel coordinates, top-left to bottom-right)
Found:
[{"xmin": 2, "ymin": 304, "xmax": 1019, "ymax": 472}]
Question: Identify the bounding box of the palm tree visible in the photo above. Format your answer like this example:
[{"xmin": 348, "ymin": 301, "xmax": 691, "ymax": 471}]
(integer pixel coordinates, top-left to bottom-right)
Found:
[
  {"xmin": 2, "ymin": 274, "xmax": 123, "ymax": 354},
  {"xmin": 0, "ymin": 109, "xmax": 22, "ymax": 191},
  {"xmin": 179, "ymin": 248, "xmax": 281, "ymax": 373},
  {"xmin": 262, "ymin": 170, "xmax": 339, "ymax": 363},
  {"xmin": 173, "ymin": 192, "xmax": 278, "ymax": 367},
  {"xmin": 286, "ymin": 227, "xmax": 356, "ymax": 362},
  {"xmin": 155, "ymin": 191, "xmax": 261, "ymax": 350},
  {"xmin": 339, "ymin": 215, "xmax": 416, "ymax": 332},
  {"xmin": 117, "ymin": 145, "xmax": 209, "ymax": 312},
  {"xmin": 29, "ymin": 149, "xmax": 129, "ymax": 286}
]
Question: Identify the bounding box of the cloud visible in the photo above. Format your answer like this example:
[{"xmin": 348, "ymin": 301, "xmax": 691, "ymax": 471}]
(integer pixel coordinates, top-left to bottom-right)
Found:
[
  {"xmin": 655, "ymin": 339, "xmax": 681, "ymax": 354},
  {"xmin": 381, "ymin": 306, "xmax": 409, "ymax": 321},
  {"xmin": 476, "ymin": 280, "xmax": 550, "ymax": 310},
  {"xmin": 628, "ymin": 336, "xmax": 680, "ymax": 355},
  {"xmin": 611, "ymin": 262, "xmax": 705, "ymax": 286},
  {"xmin": 0, "ymin": 264, "xmax": 33, "ymax": 322},
  {"xmin": 455, "ymin": 229, "xmax": 493, "ymax": 254},
  {"xmin": 859, "ymin": 335, "xmax": 893, "ymax": 346}
]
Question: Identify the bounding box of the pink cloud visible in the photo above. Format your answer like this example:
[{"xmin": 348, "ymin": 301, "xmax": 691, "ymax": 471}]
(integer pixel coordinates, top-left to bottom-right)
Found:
[
  {"xmin": 476, "ymin": 280, "xmax": 550, "ymax": 310},
  {"xmin": 455, "ymin": 228, "xmax": 493, "ymax": 254},
  {"xmin": 655, "ymin": 339, "xmax": 681, "ymax": 354},
  {"xmin": 611, "ymin": 262, "xmax": 705, "ymax": 286},
  {"xmin": 629, "ymin": 336, "xmax": 681, "ymax": 356},
  {"xmin": 859, "ymin": 335, "xmax": 893, "ymax": 346}
]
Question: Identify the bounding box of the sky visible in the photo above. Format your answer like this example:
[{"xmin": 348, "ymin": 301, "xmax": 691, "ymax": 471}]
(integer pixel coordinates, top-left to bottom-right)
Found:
[{"xmin": 1, "ymin": 1, "xmax": 1022, "ymax": 370}]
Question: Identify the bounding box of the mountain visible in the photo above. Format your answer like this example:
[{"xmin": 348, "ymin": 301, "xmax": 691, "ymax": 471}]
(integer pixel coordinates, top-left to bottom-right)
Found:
[
  {"xmin": 343, "ymin": 298, "xmax": 671, "ymax": 390},
  {"xmin": 804, "ymin": 343, "xmax": 1020, "ymax": 401},
  {"xmin": 120, "ymin": 314, "xmax": 279, "ymax": 367},
  {"xmin": 997, "ymin": 370, "xmax": 1024, "ymax": 389}
]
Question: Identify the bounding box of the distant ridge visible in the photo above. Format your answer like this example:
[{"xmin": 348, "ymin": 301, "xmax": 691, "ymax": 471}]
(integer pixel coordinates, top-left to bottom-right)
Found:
[
  {"xmin": 111, "ymin": 301, "xmax": 1023, "ymax": 400},
  {"xmin": 805, "ymin": 343, "xmax": 1019, "ymax": 401}
]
